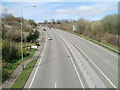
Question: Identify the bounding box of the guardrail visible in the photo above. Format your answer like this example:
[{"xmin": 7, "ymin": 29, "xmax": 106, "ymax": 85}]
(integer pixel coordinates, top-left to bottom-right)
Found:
[
  {"xmin": 56, "ymin": 29, "xmax": 119, "ymax": 54},
  {"xmin": 80, "ymin": 34, "xmax": 119, "ymax": 54}
]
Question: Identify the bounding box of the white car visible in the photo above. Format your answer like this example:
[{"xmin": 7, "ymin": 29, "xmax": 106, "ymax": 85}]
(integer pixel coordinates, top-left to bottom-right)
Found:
[{"xmin": 48, "ymin": 37, "xmax": 52, "ymax": 40}]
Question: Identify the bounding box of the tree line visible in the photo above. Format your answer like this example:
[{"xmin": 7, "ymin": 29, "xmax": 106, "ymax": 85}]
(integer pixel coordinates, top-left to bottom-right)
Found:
[
  {"xmin": 1, "ymin": 14, "xmax": 40, "ymax": 64},
  {"xmin": 41, "ymin": 14, "xmax": 119, "ymax": 48}
]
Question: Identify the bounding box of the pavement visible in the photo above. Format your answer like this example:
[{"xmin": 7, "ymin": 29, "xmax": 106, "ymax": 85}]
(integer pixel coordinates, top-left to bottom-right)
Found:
[
  {"xmin": 25, "ymin": 29, "xmax": 82, "ymax": 88},
  {"xmin": 2, "ymin": 28, "xmax": 46, "ymax": 89},
  {"xmin": 24, "ymin": 27, "xmax": 118, "ymax": 88},
  {"xmin": 53, "ymin": 29, "xmax": 118, "ymax": 88}
]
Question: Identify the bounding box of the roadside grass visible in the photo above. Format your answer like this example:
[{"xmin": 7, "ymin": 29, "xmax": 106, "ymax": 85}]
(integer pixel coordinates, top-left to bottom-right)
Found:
[
  {"xmin": 0, "ymin": 60, "xmax": 2, "ymax": 85},
  {"xmin": 100, "ymin": 41, "xmax": 119, "ymax": 51},
  {"xmin": 11, "ymin": 59, "xmax": 37, "ymax": 88},
  {"xmin": 70, "ymin": 31, "xmax": 119, "ymax": 55},
  {"xmin": 2, "ymin": 48, "xmax": 37, "ymax": 83},
  {"xmin": 0, "ymin": 40, "xmax": 2, "ymax": 85},
  {"xmin": 57, "ymin": 29, "xmax": 119, "ymax": 55}
]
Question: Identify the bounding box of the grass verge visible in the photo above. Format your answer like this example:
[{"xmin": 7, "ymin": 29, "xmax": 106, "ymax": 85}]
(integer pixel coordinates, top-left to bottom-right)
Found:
[
  {"xmin": 70, "ymin": 31, "xmax": 119, "ymax": 55},
  {"xmin": 10, "ymin": 59, "xmax": 37, "ymax": 88},
  {"xmin": 58, "ymin": 29, "xmax": 119, "ymax": 55},
  {"xmin": 2, "ymin": 48, "xmax": 37, "ymax": 83}
]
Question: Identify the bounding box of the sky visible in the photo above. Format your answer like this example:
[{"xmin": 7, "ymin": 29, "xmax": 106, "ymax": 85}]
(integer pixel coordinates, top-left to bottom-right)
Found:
[{"xmin": 0, "ymin": 1, "xmax": 118, "ymax": 23}]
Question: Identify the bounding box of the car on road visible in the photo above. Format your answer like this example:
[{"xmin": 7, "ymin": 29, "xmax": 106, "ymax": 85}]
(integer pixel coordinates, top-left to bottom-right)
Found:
[
  {"xmin": 48, "ymin": 37, "xmax": 52, "ymax": 40},
  {"xmin": 43, "ymin": 28, "xmax": 46, "ymax": 31}
]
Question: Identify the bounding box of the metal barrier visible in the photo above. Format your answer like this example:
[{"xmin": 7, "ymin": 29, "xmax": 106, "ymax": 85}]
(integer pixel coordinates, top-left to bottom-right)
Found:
[{"xmin": 80, "ymin": 34, "xmax": 119, "ymax": 54}]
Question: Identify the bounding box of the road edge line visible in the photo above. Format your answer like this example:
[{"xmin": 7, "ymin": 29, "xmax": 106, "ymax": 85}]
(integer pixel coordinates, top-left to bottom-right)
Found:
[
  {"xmin": 57, "ymin": 34, "xmax": 84, "ymax": 88},
  {"xmin": 57, "ymin": 29, "xmax": 118, "ymax": 57},
  {"xmin": 29, "ymin": 31, "xmax": 48, "ymax": 88},
  {"xmin": 69, "ymin": 39, "xmax": 117, "ymax": 89}
]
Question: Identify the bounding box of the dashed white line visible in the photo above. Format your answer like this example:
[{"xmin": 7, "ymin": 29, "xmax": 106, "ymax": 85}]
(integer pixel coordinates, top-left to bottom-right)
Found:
[
  {"xmin": 54, "ymin": 29, "xmax": 117, "ymax": 88},
  {"xmin": 57, "ymin": 33, "xmax": 84, "ymax": 88},
  {"xmin": 55, "ymin": 29, "xmax": 118, "ymax": 57},
  {"xmin": 69, "ymin": 40, "xmax": 117, "ymax": 88},
  {"xmin": 55, "ymin": 82, "xmax": 57, "ymax": 88}
]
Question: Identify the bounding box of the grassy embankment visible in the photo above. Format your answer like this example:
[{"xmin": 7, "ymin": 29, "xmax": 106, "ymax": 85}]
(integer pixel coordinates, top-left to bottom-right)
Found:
[
  {"xmin": 2, "ymin": 43, "xmax": 37, "ymax": 83},
  {"xmin": 11, "ymin": 59, "xmax": 37, "ymax": 88},
  {"xmin": 70, "ymin": 30, "xmax": 119, "ymax": 54}
]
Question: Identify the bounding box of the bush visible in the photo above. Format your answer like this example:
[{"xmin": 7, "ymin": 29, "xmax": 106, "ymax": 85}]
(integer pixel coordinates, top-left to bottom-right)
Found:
[
  {"xmin": 27, "ymin": 29, "xmax": 40, "ymax": 42},
  {"xmin": 2, "ymin": 39, "xmax": 21, "ymax": 63},
  {"xmin": 45, "ymin": 14, "xmax": 118, "ymax": 48},
  {"xmin": 23, "ymin": 48, "xmax": 30, "ymax": 57},
  {"xmin": 36, "ymin": 43, "xmax": 40, "ymax": 46},
  {"xmin": 2, "ymin": 14, "xmax": 39, "ymax": 44},
  {"xmin": 102, "ymin": 14, "xmax": 118, "ymax": 34},
  {"xmin": 28, "ymin": 19, "xmax": 37, "ymax": 28},
  {"xmin": 105, "ymin": 35, "xmax": 118, "ymax": 46},
  {"xmin": 2, "ymin": 39, "xmax": 10, "ymax": 63}
]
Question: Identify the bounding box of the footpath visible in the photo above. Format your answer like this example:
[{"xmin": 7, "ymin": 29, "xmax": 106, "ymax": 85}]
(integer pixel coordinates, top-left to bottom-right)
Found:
[{"xmin": 2, "ymin": 29, "xmax": 46, "ymax": 89}]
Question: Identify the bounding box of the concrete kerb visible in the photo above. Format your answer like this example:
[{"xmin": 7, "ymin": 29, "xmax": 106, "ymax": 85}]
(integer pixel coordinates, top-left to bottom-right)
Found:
[{"xmin": 2, "ymin": 30, "xmax": 45, "ymax": 89}]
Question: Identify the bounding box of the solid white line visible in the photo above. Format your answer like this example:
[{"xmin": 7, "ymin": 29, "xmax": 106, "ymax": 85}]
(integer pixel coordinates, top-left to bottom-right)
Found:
[
  {"xmin": 29, "ymin": 31, "xmax": 48, "ymax": 88},
  {"xmin": 54, "ymin": 29, "xmax": 117, "ymax": 88},
  {"xmin": 55, "ymin": 82, "xmax": 57, "ymax": 88},
  {"xmin": 58, "ymin": 34, "xmax": 84, "ymax": 88},
  {"xmin": 56, "ymin": 29, "xmax": 118, "ymax": 57},
  {"xmin": 29, "ymin": 54, "xmax": 43, "ymax": 88},
  {"xmin": 69, "ymin": 40, "xmax": 117, "ymax": 88},
  {"xmin": 72, "ymin": 33, "xmax": 118, "ymax": 57}
]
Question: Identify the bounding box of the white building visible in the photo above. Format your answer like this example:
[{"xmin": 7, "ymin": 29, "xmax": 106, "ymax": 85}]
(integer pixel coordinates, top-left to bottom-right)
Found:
[{"xmin": 73, "ymin": 25, "xmax": 79, "ymax": 32}]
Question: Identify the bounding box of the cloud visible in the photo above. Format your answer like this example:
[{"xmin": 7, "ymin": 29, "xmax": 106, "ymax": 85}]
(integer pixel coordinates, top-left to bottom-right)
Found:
[
  {"xmin": 55, "ymin": 3, "xmax": 117, "ymax": 16},
  {"xmin": 1, "ymin": 2, "xmax": 117, "ymax": 22}
]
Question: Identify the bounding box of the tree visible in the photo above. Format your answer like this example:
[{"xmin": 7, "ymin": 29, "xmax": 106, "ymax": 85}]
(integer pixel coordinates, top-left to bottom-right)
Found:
[
  {"xmin": 75, "ymin": 18, "xmax": 88, "ymax": 34},
  {"xmin": 27, "ymin": 29, "xmax": 40, "ymax": 42},
  {"xmin": 51, "ymin": 19, "xmax": 55, "ymax": 24},
  {"xmin": 2, "ymin": 24, "xmax": 7, "ymax": 39},
  {"xmin": 56, "ymin": 19, "xmax": 61, "ymax": 24},
  {"xmin": 91, "ymin": 21, "xmax": 104, "ymax": 32},
  {"xmin": 102, "ymin": 14, "xmax": 118, "ymax": 34},
  {"xmin": 5, "ymin": 26, "xmax": 21, "ymax": 42},
  {"xmin": 44, "ymin": 20, "xmax": 48, "ymax": 24},
  {"xmin": 28, "ymin": 19, "xmax": 37, "ymax": 27},
  {"xmin": 2, "ymin": 39, "xmax": 21, "ymax": 63}
]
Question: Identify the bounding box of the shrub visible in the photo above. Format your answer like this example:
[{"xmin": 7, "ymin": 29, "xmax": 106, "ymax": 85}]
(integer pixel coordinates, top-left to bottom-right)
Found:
[
  {"xmin": 27, "ymin": 29, "xmax": 40, "ymax": 42},
  {"xmin": 23, "ymin": 48, "xmax": 30, "ymax": 57},
  {"xmin": 2, "ymin": 39, "xmax": 21, "ymax": 63}
]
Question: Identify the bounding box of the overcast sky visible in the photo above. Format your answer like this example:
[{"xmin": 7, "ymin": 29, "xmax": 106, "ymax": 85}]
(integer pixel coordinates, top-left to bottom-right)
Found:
[{"xmin": 0, "ymin": 1, "xmax": 118, "ymax": 22}]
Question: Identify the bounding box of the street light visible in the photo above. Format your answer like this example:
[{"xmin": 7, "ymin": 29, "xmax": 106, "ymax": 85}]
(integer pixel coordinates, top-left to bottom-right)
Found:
[{"xmin": 21, "ymin": 5, "xmax": 37, "ymax": 70}]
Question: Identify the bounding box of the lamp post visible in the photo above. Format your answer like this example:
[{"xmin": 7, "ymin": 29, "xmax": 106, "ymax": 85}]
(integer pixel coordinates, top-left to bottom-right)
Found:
[{"xmin": 21, "ymin": 5, "xmax": 37, "ymax": 70}]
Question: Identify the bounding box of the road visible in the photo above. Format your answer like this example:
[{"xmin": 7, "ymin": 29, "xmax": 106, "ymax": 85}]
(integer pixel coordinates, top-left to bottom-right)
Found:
[{"xmin": 25, "ymin": 27, "xmax": 118, "ymax": 88}]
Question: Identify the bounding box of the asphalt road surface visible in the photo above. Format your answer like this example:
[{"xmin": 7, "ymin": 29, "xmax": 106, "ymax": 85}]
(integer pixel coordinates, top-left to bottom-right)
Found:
[{"xmin": 25, "ymin": 27, "xmax": 118, "ymax": 88}]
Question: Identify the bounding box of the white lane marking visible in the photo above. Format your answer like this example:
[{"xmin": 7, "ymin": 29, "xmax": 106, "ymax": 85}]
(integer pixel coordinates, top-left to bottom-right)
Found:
[
  {"xmin": 53, "ymin": 29, "xmax": 117, "ymax": 88},
  {"xmin": 72, "ymin": 33, "xmax": 118, "ymax": 57},
  {"xmin": 55, "ymin": 82, "xmax": 57, "ymax": 88},
  {"xmin": 29, "ymin": 31, "xmax": 48, "ymax": 88},
  {"xmin": 29, "ymin": 54, "xmax": 43, "ymax": 88},
  {"xmin": 55, "ymin": 29, "xmax": 118, "ymax": 57},
  {"xmin": 69, "ymin": 40, "xmax": 117, "ymax": 88},
  {"xmin": 57, "ymin": 34, "xmax": 84, "ymax": 88}
]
